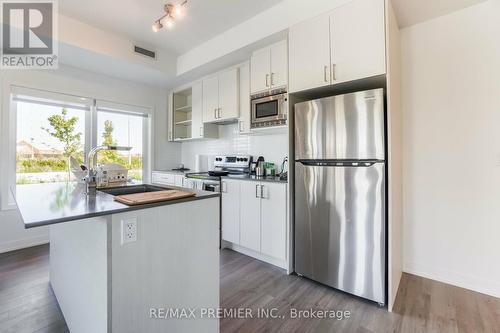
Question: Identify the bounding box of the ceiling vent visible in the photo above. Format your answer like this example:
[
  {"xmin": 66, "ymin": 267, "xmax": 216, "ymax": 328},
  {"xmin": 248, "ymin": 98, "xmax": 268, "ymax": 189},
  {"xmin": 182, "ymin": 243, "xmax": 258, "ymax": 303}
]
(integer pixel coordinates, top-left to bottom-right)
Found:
[{"xmin": 133, "ymin": 46, "xmax": 157, "ymax": 60}]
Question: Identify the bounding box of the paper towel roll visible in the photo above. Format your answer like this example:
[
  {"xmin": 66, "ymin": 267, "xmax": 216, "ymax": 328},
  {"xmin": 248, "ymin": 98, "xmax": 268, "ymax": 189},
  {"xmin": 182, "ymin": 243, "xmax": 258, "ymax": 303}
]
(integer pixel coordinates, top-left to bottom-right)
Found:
[{"xmin": 194, "ymin": 154, "xmax": 208, "ymax": 172}]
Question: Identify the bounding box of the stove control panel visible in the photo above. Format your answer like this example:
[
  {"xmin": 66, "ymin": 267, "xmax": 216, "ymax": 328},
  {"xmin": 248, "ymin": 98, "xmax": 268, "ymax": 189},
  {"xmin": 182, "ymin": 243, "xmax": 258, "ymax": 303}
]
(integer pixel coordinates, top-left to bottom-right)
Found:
[{"xmin": 214, "ymin": 155, "xmax": 252, "ymax": 168}]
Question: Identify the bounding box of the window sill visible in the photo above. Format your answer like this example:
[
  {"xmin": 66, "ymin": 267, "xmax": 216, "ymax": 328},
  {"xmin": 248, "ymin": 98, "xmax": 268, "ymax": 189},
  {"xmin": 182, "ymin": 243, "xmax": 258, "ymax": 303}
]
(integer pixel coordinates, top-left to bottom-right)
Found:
[{"xmin": 1, "ymin": 203, "xmax": 17, "ymax": 212}]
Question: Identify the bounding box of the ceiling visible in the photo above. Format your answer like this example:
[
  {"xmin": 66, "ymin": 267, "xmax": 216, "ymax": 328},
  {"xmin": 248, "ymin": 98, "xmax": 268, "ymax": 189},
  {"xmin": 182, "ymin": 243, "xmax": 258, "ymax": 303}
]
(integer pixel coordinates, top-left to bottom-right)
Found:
[
  {"xmin": 59, "ymin": 0, "xmax": 284, "ymax": 55},
  {"xmin": 391, "ymin": 0, "xmax": 487, "ymax": 28}
]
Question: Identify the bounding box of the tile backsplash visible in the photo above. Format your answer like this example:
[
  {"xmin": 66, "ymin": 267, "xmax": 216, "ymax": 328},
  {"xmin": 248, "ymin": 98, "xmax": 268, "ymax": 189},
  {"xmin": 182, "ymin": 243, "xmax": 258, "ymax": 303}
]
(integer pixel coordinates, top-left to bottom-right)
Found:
[{"xmin": 181, "ymin": 124, "xmax": 288, "ymax": 171}]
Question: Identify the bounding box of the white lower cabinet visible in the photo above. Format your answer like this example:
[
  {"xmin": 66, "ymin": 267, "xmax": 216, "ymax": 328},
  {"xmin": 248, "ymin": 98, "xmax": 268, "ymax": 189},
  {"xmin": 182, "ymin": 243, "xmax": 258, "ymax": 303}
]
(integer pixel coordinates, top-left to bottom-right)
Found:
[
  {"xmin": 239, "ymin": 181, "xmax": 261, "ymax": 252},
  {"xmin": 221, "ymin": 179, "xmax": 287, "ymax": 267},
  {"xmin": 221, "ymin": 179, "xmax": 241, "ymax": 245},
  {"xmin": 260, "ymin": 182, "xmax": 287, "ymax": 261},
  {"xmin": 152, "ymin": 172, "xmax": 184, "ymax": 187}
]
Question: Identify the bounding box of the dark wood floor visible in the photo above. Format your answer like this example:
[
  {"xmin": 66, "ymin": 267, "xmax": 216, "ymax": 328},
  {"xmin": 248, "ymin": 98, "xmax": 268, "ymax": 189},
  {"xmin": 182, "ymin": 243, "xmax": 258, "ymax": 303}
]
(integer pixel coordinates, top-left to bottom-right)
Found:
[{"xmin": 1, "ymin": 245, "xmax": 499, "ymax": 332}]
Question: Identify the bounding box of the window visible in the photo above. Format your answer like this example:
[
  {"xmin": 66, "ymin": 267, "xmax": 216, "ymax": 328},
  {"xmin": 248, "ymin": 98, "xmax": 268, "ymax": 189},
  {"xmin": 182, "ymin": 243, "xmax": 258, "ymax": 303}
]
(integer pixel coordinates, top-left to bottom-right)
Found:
[
  {"xmin": 11, "ymin": 87, "xmax": 150, "ymax": 187},
  {"xmin": 13, "ymin": 91, "xmax": 91, "ymax": 185},
  {"xmin": 96, "ymin": 102, "xmax": 148, "ymax": 182}
]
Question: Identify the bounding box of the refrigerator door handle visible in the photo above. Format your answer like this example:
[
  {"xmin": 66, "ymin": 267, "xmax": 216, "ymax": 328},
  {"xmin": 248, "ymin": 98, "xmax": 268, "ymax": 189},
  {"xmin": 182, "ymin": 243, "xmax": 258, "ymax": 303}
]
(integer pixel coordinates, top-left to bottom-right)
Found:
[{"xmin": 297, "ymin": 160, "xmax": 381, "ymax": 167}]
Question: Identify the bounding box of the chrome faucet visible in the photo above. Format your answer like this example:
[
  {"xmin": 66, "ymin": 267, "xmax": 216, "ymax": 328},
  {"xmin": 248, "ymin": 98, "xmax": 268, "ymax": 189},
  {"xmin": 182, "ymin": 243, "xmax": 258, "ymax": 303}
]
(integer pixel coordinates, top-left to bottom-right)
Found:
[{"xmin": 85, "ymin": 145, "xmax": 132, "ymax": 195}]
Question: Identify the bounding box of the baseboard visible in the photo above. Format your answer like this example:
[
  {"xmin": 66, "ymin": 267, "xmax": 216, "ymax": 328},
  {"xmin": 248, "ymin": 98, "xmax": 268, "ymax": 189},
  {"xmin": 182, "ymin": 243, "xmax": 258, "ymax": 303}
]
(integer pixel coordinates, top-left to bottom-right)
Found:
[
  {"xmin": 0, "ymin": 235, "xmax": 49, "ymax": 254},
  {"xmin": 388, "ymin": 269, "xmax": 402, "ymax": 312},
  {"xmin": 404, "ymin": 261, "xmax": 500, "ymax": 299},
  {"xmin": 222, "ymin": 241, "xmax": 287, "ymax": 270}
]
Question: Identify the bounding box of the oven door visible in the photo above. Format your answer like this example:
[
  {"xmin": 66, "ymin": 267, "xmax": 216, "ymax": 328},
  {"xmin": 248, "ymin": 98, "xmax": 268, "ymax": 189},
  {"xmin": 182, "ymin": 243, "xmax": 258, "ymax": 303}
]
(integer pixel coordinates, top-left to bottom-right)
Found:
[
  {"xmin": 251, "ymin": 93, "xmax": 286, "ymax": 124},
  {"xmin": 203, "ymin": 180, "xmax": 221, "ymax": 192}
]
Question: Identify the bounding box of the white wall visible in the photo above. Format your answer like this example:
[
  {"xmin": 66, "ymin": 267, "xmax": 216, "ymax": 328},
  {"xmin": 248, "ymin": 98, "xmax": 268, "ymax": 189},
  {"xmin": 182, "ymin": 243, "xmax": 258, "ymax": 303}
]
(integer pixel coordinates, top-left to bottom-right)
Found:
[
  {"xmin": 0, "ymin": 65, "xmax": 180, "ymax": 253},
  {"xmin": 401, "ymin": 0, "xmax": 500, "ymax": 298},
  {"xmin": 180, "ymin": 124, "xmax": 288, "ymax": 171}
]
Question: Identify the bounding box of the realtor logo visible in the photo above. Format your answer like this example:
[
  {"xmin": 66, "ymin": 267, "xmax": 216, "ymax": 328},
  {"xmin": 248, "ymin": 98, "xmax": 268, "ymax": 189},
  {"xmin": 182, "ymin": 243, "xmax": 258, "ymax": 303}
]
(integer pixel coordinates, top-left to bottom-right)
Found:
[{"xmin": 1, "ymin": 0, "xmax": 58, "ymax": 69}]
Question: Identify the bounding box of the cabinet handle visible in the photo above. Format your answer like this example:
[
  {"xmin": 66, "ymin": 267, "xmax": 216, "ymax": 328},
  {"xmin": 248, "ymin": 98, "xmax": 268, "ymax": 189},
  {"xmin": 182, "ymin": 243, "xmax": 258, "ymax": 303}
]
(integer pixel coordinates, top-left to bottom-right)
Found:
[
  {"xmin": 265, "ymin": 74, "xmax": 270, "ymax": 87},
  {"xmin": 260, "ymin": 185, "xmax": 265, "ymax": 199},
  {"xmin": 255, "ymin": 184, "xmax": 260, "ymax": 198},
  {"xmin": 271, "ymin": 73, "xmax": 275, "ymax": 86},
  {"xmin": 199, "ymin": 127, "xmax": 203, "ymax": 137},
  {"xmin": 239, "ymin": 121, "xmax": 244, "ymax": 132},
  {"xmin": 214, "ymin": 108, "xmax": 217, "ymax": 119},
  {"xmin": 324, "ymin": 65, "xmax": 329, "ymax": 83},
  {"xmin": 332, "ymin": 64, "xmax": 336, "ymax": 82},
  {"xmin": 218, "ymin": 108, "xmax": 222, "ymax": 119}
]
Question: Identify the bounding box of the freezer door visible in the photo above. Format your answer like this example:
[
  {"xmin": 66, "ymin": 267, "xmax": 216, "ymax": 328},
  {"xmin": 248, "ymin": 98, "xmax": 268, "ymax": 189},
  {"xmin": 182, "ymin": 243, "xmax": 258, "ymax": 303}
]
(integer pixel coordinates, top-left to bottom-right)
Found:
[
  {"xmin": 294, "ymin": 88, "xmax": 385, "ymax": 160},
  {"xmin": 294, "ymin": 161, "xmax": 386, "ymax": 304}
]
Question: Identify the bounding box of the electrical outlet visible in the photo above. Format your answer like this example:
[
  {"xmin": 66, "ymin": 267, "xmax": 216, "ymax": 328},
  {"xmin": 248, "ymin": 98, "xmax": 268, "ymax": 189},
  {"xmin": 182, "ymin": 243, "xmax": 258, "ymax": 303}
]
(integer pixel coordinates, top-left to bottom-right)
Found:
[{"xmin": 121, "ymin": 218, "xmax": 137, "ymax": 244}]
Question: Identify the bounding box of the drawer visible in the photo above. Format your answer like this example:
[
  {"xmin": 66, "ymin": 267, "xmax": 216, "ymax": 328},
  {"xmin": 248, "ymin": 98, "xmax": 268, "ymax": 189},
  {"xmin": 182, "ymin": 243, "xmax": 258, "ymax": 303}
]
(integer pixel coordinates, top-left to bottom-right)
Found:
[{"xmin": 152, "ymin": 172, "xmax": 175, "ymax": 185}]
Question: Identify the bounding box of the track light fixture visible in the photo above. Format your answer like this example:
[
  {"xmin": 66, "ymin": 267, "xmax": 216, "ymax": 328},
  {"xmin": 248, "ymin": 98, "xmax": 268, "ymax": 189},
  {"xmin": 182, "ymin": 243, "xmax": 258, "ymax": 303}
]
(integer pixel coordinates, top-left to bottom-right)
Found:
[{"xmin": 152, "ymin": 1, "xmax": 187, "ymax": 32}]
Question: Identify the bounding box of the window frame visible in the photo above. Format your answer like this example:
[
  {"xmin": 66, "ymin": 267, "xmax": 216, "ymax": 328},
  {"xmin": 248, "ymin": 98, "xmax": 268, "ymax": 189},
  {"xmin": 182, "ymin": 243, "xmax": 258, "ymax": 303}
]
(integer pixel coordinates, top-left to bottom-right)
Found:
[{"xmin": 2, "ymin": 86, "xmax": 152, "ymax": 210}]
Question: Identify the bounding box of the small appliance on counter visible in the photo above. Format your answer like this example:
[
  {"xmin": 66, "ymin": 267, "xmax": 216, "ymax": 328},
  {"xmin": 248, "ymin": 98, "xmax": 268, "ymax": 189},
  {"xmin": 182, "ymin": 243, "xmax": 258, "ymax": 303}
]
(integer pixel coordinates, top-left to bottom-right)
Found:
[
  {"xmin": 194, "ymin": 154, "xmax": 209, "ymax": 172},
  {"xmin": 96, "ymin": 163, "xmax": 129, "ymax": 187}
]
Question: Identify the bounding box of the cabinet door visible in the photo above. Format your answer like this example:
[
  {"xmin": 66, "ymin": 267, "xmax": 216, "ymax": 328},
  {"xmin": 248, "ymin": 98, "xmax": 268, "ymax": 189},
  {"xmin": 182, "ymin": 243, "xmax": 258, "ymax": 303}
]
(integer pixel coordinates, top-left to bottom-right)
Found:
[
  {"xmin": 330, "ymin": 0, "xmax": 386, "ymax": 84},
  {"xmin": 289, "ymin": 12, "xmax": 331, "ymax": 93},
  {"xmin": 260, "ymin": 183, "xmax": 287, "ymax": 261},
  {"xmin": 240, "ymin": 181, "xmax": 261, "ymax": 252},
  {"xmin": 152, "ymin": 172, "xmax": 175, "ymax": 186},
  {"xmin": 250, "ymin": 47, "xmax": 271, "ymax": 94},
  {"xmin": 221, "ymin": 179, "xmax": 240, "ymax": 244},
  {"xmin": 167, "ymin": 91, "xmax": 174, "ymax": 142},
  {"xmin": 270, "ymin": 40, "xmax": 288, "ymax": 89},
  {"xmin": 191, "ymin": 81, "xmax": 204, "ymax": 139},
  {"xmin": 202, "ymin": 76, "xmax": 219, "ymax": 123},
  {"xmin": 183, "ymin": 178, "xmax": 195, "ymax": 189},
  {"xmin": 218, "ymin": 68, "xmax": 239, "ymax": 120},
  {"xmin": 174, "ymin": 175, "xmax": 184, "ymax": 187},
  {"xmin": 238, "ymin": 62, "xmax": 251, "ymax": 134}
]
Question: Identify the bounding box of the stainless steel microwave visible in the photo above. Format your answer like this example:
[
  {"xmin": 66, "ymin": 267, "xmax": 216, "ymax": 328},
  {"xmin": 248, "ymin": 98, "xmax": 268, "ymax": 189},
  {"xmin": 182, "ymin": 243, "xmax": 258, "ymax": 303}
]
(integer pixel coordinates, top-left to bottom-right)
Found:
[{"xmin": 250, "ymin": 88, "xmax": 287, "ymax": 129}]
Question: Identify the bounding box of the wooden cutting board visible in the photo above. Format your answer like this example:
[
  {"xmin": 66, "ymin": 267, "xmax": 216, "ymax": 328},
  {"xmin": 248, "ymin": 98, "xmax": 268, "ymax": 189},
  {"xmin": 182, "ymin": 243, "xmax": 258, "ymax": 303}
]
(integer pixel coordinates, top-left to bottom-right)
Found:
[{"xmin": 114, "ymin": 190, "xmax": 196, "ymax": 206}]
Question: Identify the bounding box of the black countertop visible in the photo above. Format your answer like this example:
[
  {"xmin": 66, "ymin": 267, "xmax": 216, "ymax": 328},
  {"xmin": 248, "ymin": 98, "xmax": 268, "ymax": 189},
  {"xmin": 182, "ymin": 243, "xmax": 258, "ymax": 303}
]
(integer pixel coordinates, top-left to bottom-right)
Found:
[
  {"xmin": 222, "ymin": 174, "xmax": 288, "ymax": 184},
  {"xmin": 14, "ymin": 182, "xmax": 220, "ymax": 229}
]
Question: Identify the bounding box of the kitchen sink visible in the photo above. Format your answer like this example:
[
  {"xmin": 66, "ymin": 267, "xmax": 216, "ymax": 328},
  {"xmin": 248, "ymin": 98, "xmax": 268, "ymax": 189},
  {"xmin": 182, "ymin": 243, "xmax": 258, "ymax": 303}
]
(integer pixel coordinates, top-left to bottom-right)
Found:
[{"xmin": 98, "ymin": 184, "xmax": 168, "ymax": 196}]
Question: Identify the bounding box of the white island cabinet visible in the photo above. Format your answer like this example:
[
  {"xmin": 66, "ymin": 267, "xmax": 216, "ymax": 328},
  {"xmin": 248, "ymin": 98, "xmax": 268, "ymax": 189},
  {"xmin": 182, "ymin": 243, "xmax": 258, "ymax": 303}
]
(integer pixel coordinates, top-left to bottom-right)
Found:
[{"xmin": 15, "ymin": 182, "xmax": 220, "ymax": 333}]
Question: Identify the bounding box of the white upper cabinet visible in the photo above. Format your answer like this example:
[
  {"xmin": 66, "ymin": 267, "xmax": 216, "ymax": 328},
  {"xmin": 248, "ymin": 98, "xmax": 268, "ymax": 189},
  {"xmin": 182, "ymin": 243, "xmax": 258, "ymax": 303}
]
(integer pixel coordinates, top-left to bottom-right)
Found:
[
  {"xmin": 191, "ymin": 81, "xmax": 204, "ymax": 139},
  {"xmin": 250, "ymin": 47, "xmax": 271, "ymax": 94},
  {"xmin": 218, "ymin": 68, "xmax": 239, "ymax": 121},
  {"xmin": 250, "ymin": 40, "xmax": 288, "ymax": 94},
  {"xmin": 238, "ymin": 62, "xmax": 252, "ymax": 134},
  {"xmin": 203, "ymin": 68, "xmax": 239, "ymax": 123},
  {"xmin": 202, "ymin": 75, "xmax": 219, "ymax": 123},
  {"xmin": 330, "ymin": 0, "xmax": 386, "ymax": 84},
  {"xmin": 270, "ymin": 40, "xmax": 288, "ymax": 89},
  {"xmin": 289, "ymin": 0, "xmax": 386, "ymax": 93},
  {"xmin": 289, "ymin": 12, "xmax": 331, "ymax": 93},
  {"xmin": 169, "ymin": 82, "xmax": 218, "ymax": 142}
]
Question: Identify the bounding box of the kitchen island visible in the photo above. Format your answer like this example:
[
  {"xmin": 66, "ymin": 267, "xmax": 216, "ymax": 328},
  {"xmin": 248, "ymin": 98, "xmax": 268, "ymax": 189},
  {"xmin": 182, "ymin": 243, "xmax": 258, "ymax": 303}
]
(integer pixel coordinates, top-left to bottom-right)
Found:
[{"xmin": 14, "ymin": 182, "xmax": 220, "ymax": 333}]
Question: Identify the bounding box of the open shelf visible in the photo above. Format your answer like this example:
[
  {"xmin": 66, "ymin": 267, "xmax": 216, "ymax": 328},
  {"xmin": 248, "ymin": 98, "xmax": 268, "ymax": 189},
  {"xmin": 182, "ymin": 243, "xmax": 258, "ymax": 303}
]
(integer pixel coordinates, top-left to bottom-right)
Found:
[
  {"xmin": 173, "ymin": 87, "xmax": 194, "ymax": 140},
  {"xmin": 175, "ymin": 105, "xmax": 192, "ymax": 112},
  {"xmin": 175, "ymin": 119, "xmax": 192, "ymax": 125}
]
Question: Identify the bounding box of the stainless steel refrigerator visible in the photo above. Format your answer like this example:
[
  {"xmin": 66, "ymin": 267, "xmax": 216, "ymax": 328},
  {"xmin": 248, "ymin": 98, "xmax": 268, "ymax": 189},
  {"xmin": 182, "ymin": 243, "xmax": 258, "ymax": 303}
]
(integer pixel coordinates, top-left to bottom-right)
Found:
[{"xmin": 294, "ymin": 88, "xmax": 386, "ymax": 305}]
